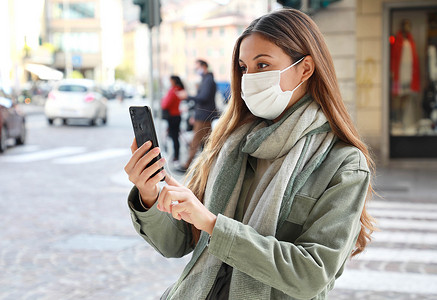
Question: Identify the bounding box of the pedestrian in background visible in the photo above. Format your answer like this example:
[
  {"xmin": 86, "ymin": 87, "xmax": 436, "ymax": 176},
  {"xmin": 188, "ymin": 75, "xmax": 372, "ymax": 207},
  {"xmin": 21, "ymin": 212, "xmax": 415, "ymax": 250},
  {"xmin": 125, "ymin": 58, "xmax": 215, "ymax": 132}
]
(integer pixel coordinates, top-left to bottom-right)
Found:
[
  {"xmin": 176, "ymin": 59, "xmax": 217, "ymax": 172},
  {"xmin": 124, "ymin": 8, "xmax": 376, "ymax": 300},
  {"xmin": 161, "ymin": 75, "xmax": 184, "ymax": 162}
]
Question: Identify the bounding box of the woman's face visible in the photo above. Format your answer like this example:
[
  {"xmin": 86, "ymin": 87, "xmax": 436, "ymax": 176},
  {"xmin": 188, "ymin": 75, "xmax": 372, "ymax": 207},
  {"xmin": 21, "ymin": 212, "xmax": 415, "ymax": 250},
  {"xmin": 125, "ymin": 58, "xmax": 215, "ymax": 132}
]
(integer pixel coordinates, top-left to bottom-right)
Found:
[{"xmin": 238, "ymin": 32, "xmax": 303, "ymax": 96}]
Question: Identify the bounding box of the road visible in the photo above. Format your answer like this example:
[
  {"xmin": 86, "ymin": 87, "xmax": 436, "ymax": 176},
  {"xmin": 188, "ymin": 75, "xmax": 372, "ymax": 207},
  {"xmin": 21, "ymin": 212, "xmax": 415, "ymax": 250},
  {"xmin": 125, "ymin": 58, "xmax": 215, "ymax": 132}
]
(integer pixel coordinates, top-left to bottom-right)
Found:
[{"xmin": 0, "ymin": 99, "xmax": 436, "ymax": 299}]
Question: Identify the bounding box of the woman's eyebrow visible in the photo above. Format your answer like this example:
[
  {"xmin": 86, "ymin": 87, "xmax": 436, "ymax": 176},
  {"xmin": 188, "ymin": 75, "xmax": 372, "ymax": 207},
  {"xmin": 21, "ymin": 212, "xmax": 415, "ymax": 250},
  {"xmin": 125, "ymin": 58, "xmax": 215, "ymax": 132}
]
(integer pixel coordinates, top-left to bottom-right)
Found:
[
  {"xmin": 252, "ymin": 54, "xmax": 273, "ymax": 60},
  {"xmin": 239, "ymin": 54, "xmax": 273, "ymax": 63}
]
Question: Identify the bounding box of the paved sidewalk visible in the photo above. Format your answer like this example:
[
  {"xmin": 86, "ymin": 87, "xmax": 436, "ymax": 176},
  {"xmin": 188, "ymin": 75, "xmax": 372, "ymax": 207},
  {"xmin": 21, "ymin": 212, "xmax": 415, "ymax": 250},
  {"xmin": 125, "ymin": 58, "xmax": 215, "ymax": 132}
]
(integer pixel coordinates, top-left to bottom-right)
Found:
[
  {"xmin": 5, "ymin": 101, "xmax": 437, "ymax": 299},
  {"xmin": 373, "ymin": 164, "xmax": 437, "ymax": 203}
]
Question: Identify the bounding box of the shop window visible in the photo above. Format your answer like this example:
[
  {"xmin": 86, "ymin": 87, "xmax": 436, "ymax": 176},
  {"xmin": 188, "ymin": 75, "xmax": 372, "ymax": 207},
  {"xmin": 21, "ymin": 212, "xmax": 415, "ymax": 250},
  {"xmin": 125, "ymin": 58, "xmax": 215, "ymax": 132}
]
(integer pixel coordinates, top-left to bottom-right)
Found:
[
  {"xmin": 52, "ymin": 2, "xmax": 95, "ymax": 19},
  {"xmin": 389, "ymin": 7, "xmax": 437, "ymax": 158},
  {"xmin": 52, "ymin": 32, "xmax": 99, "ymax": 53}
]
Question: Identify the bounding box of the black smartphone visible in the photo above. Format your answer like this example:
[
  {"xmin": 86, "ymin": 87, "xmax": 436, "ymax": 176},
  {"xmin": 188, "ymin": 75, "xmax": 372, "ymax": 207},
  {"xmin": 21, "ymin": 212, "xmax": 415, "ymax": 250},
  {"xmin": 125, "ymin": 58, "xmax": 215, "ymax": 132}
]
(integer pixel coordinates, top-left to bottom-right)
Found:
[{"xmin": 129, "ymin": 106, "xmax": 164, "ymax": 179}]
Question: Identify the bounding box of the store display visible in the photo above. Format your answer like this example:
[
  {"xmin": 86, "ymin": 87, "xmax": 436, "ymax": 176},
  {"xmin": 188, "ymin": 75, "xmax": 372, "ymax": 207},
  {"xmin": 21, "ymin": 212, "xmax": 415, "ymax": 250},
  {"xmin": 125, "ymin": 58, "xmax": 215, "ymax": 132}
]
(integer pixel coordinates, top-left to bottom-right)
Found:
[{"xmin": 389, "ymin": 11, "xmax": 437, "ymax": 137}]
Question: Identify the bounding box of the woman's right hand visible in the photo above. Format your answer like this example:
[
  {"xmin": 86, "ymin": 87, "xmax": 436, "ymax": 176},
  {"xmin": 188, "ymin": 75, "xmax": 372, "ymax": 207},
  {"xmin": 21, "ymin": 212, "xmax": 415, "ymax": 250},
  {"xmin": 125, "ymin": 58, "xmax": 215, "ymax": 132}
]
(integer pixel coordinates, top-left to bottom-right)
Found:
[{"xmin": 124, "ymin": 138, "xmax": 166, "ymax": 208}]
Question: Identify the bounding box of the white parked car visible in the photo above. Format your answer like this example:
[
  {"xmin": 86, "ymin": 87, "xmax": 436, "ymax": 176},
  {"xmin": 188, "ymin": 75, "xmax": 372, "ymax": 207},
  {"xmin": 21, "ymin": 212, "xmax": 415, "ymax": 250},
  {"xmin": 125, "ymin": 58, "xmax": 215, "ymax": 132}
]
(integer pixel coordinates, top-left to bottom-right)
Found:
[{"xmin": 45, "ymin": 79, "xmax": 107, "ymax": 126}]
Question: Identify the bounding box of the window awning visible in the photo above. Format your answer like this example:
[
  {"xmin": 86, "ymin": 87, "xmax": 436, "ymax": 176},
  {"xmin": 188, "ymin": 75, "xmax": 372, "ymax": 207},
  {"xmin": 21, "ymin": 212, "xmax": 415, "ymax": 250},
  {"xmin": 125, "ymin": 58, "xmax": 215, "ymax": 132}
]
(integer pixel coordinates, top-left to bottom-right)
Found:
[{"xmin": 25, "ymin": 63, "xmax": 63, "ymax": 81}]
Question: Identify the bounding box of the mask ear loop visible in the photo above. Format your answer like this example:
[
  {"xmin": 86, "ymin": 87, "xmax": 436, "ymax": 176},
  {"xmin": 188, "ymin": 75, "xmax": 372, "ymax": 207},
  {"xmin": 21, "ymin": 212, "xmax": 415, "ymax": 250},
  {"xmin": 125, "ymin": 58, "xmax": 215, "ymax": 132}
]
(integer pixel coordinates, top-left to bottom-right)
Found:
[
  {"xmin": 290, "ymin": 80, "xmax": 305, "ymax": 93},
  {"xmin": 280, "ymin": 56, "xmax": 306, "ymax": 74}
]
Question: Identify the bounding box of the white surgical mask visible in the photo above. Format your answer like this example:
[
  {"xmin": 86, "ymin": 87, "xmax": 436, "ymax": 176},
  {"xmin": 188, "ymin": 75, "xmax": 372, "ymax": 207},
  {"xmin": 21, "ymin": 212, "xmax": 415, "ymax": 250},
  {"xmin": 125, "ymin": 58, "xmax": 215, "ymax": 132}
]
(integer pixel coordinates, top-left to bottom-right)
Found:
[{"xmin": 241, "ymin": 57, "xmax": 305, "ymax": 120}]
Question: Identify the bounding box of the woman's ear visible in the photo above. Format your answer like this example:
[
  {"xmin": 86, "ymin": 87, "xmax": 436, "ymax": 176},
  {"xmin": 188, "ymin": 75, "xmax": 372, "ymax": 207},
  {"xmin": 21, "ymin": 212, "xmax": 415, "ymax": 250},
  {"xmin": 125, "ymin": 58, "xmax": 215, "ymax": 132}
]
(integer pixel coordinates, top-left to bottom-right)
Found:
[{"xmin": 301, "ymin": 56, "xmax": 315, "ymax": 81}]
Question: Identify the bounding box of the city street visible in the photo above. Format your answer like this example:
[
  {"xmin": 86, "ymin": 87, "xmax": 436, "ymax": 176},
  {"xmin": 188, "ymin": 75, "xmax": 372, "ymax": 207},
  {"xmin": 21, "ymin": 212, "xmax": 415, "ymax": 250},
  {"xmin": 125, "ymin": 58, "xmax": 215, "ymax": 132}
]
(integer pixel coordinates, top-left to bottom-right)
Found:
[{"xmin": 1, "ymin": 99, "xmax": 437, "ymax": 300}]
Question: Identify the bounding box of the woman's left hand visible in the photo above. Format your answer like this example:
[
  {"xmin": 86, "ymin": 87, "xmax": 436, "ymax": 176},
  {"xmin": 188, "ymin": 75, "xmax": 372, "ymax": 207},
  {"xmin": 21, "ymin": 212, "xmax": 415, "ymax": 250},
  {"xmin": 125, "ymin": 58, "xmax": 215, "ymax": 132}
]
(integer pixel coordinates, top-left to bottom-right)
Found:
[{"xmin": 157, "ymin": 175, "xmax": 217, "ymax": 235}]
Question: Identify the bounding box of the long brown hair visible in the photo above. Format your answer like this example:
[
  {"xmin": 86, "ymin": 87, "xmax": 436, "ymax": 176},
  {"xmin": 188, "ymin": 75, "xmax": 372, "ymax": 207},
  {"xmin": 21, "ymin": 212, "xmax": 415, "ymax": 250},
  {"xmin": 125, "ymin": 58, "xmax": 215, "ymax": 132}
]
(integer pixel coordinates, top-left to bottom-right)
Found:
[{"xmin": 187, "ymin": 8, "xmax": 376, "ymax": 257}]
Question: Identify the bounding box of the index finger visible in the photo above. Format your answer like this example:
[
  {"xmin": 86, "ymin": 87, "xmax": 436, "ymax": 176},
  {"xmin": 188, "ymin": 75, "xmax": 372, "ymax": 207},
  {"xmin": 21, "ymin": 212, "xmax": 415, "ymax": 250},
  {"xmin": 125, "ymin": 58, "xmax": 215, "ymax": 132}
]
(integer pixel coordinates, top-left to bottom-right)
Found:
[
  {"xmin": 157, "ymin": 187, "xmax": 185, "ymax": 213},
  {"xmin": 165, "ymin": 172, "xmax": 183, "ymax": 187}
]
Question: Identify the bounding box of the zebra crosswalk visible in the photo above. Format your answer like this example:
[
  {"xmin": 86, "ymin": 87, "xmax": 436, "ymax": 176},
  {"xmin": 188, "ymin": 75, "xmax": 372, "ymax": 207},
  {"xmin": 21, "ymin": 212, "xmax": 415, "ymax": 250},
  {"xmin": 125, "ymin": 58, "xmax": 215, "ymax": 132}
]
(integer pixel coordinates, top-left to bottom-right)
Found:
[
  {"xmin": 2, "ymin": 143, "xmax": 436, "ymax": 298},
  {"xmin": 334, "ymin": 200, "xmax": 437, "ymax": 297},
  {"xmin": 0, "ymin": 145, "xmax": 130, "ymax": 164},
  {"xmin": 52, "ymin": 148, "xmax": 130, "ymax": 164}
]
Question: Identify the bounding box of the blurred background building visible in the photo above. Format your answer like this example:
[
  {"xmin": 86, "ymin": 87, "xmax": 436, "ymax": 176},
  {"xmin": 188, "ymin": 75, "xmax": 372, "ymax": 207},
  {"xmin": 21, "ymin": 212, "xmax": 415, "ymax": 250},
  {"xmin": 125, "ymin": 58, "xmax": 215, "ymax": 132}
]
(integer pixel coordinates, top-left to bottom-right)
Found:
[
  {"xmin": 1, "ymin": 0, "xmax": 437, "ymax": 164},
  {"xmin": 46, "ymin": 0, "xmax": 124, "ymax": 83},
  {"xmin": 0, "ymin": 0, "xmax": 123, "ymax": 87}
]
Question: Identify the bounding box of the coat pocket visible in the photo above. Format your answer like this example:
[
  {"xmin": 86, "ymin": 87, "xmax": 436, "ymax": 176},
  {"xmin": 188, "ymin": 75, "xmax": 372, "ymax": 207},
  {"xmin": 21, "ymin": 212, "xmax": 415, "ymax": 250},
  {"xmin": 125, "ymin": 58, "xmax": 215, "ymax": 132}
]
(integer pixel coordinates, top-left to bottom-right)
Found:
[{"xmin": 286, "ymin": 194, "xmax": 317, "ymax": 225}]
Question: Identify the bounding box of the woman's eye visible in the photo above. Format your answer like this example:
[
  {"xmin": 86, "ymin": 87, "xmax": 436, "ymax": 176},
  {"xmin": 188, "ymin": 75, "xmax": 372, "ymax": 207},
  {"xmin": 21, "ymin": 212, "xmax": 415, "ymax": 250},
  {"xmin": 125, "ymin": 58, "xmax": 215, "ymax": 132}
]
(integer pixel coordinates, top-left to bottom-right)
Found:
[
  {"xmin": 239, "ymin": 65, "xmax": 247, "ymax": 73},
  {"xmin": 257, "ymin": 63, "xmax": 268, "ymax": 69}
]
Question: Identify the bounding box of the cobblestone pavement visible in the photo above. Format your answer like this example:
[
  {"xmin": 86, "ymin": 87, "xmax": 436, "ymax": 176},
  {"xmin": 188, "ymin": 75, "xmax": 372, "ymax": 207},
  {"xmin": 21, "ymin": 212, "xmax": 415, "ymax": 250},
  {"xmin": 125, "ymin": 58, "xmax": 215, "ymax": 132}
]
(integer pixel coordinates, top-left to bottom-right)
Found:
[{"xmin": 1, "ymin": 101, "xmax": 436, "ymax": 299}]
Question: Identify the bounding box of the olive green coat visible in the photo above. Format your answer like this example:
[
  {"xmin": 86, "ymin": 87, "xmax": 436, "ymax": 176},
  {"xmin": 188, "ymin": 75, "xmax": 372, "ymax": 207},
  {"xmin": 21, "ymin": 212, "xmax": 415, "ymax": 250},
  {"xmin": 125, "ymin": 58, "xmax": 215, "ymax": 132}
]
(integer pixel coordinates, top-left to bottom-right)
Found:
[{"xmin": 128, "ymin": 141, "xmax": 370, "ymax": 300}]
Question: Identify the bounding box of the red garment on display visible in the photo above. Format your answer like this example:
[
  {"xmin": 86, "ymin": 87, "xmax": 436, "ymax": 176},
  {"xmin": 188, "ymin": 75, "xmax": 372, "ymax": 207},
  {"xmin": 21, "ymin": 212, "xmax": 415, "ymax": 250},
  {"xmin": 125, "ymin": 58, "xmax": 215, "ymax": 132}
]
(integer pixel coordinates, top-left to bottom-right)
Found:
[
  {"xmin": 161, "ymin": 86, "xmax": 182, "ymax": 116},
  {"xmin": 390, "ymin": 30, "xmax": 421, "ymax": 95}
]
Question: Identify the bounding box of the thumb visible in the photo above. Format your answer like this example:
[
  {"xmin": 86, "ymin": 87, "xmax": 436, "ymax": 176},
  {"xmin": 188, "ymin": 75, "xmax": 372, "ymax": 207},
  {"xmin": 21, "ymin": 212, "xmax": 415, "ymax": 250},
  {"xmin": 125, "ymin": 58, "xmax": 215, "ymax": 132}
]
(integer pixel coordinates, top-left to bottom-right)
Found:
[
  {"xmin": 130, "ymin": 138, "xmax": 139, "ymax": 153},
  {"xmin": 164, "ymin": 172, "xmax": 183, "ymax": 187}
]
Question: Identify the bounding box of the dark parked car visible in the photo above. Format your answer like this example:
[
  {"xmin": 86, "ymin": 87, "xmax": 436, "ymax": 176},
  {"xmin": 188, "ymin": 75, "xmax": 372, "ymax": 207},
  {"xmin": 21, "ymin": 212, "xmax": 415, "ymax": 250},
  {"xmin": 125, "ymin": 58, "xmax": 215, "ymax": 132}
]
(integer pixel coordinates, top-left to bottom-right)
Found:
[{"xmin": 0, "ymin": 89, "xmax": 26, "ymax": 152}]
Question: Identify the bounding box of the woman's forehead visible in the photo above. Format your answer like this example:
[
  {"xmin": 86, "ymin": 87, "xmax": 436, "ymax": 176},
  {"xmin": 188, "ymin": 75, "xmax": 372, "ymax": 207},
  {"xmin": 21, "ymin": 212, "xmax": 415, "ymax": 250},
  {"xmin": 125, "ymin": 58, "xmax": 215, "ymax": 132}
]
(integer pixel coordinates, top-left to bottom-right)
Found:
[{"xmin": 239, "ymin": 33, "xmax": 286, "ymax": 61}]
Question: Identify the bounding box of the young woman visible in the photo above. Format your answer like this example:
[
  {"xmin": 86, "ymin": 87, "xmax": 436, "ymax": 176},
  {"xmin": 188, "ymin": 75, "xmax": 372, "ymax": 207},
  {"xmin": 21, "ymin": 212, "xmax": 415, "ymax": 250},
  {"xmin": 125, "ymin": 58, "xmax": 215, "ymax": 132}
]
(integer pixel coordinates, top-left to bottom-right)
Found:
[
  {"xmin": 124, "ymin": 8, "xmax": 376, "ymax": 300},
  {"xmin": 161, "ymin": 75, "xmax": 184, "ymax": 162}
]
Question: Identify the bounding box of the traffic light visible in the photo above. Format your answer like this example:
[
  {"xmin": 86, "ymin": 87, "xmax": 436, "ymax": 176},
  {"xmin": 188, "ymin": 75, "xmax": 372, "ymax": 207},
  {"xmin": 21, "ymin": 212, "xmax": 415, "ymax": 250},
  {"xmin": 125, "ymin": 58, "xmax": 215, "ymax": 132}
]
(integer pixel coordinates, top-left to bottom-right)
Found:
[
  {"xmin": 311, "ymin": 0, "xmax": 341, "ymax": 10},
  {"xmin": 133, "ymin": 0, "xmax": 161, "ymax": 28},
  {"xmin": 277, "ymin": 0, "xmax": 301, "ymax": 8},
  {"xmin": 277, "ymin": 0, "xmax": 341, "ymax": 10}
]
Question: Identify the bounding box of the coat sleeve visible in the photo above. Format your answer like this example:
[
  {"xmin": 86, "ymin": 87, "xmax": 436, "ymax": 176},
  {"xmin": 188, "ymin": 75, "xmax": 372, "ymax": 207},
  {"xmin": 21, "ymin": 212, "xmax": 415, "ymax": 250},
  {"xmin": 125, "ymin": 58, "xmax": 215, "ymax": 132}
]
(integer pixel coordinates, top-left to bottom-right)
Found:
[
  {"xmin": 161, "ymin": 88, "xmax": 178, "ymax": 110},
  {"xmin": 189, "ymin": 75, "xmax": 215, "ymax": 104},
  {"xmin": 128, "ymin": 186, "xmax": 194, "ymax": 258},
  {"xmin": 207, "ymin": 168, "xmax": 370, "ymax": 300}
]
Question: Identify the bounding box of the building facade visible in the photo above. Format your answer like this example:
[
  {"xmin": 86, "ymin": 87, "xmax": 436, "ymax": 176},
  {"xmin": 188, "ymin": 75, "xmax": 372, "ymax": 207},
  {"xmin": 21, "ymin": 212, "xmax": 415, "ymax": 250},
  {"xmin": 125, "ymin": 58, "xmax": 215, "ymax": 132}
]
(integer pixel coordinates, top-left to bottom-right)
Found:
[
  {"xmin": 155, "ymin": 0, "xmax": 270, "ymax": 95},
  {"xmin": 124, "ymin": 0, "xmax": 437, "ymax": 164},
  {"xmin": 1, "ymin": 0, "xmax": 48, "ymax": 89},
  {"xmin": 1, "ymin": 0, "xmax": 124, "ymax": 89},
  {"xmin": 356, "ymin": 0, "xmax": 437, "ymax": 163},
  {"xmin": 273, "ymin": 0, "xmax": 437, "ymax": 163},
  {"xmin": 45, "ymin": 0, "xmax": 123, "ymax": 83}
]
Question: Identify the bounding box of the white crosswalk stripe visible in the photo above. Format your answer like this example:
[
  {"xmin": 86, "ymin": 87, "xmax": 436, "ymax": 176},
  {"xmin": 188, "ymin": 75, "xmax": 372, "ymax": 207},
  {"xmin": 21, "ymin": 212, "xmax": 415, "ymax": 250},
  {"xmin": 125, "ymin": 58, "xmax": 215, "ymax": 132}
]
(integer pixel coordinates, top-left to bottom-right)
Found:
[
  {"xmin": 0, "ymin": 147, "xmax": 86, "ymax": 163},
  {"xmin": 356, "ymin": 247, "xmax": 437, "ymax": 264},
  {"xmin": 372, "ymin": 231, "xmax": 437, "ymax": 245},
  {"xmin": 337, "ymin": 200, "xmax": 437, "ymax": 295},
  {"xmin": 336, "ymin": 270, "xmax": 437, "ymax": 294},
  {"xmin": 370, "ymin": 201, "xmax": 437, "ymax": 211},
  {"xmin": 0, "ymin": 146, "xmax": 129, "ymax": 164},
  {"xmin": 53, "ymin": 148, "xmax": 130, "ymax": 164},
  {"xmin": 5, "ymin": 145, "xmax": 42, "ymax": 154},
  {"xmin": 369, "ymin": 209, "xmax": 437, "ymax": 220},
  {"xmin": 377, "ymin": 218, "xmax": 437, "ymax": 231}
]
